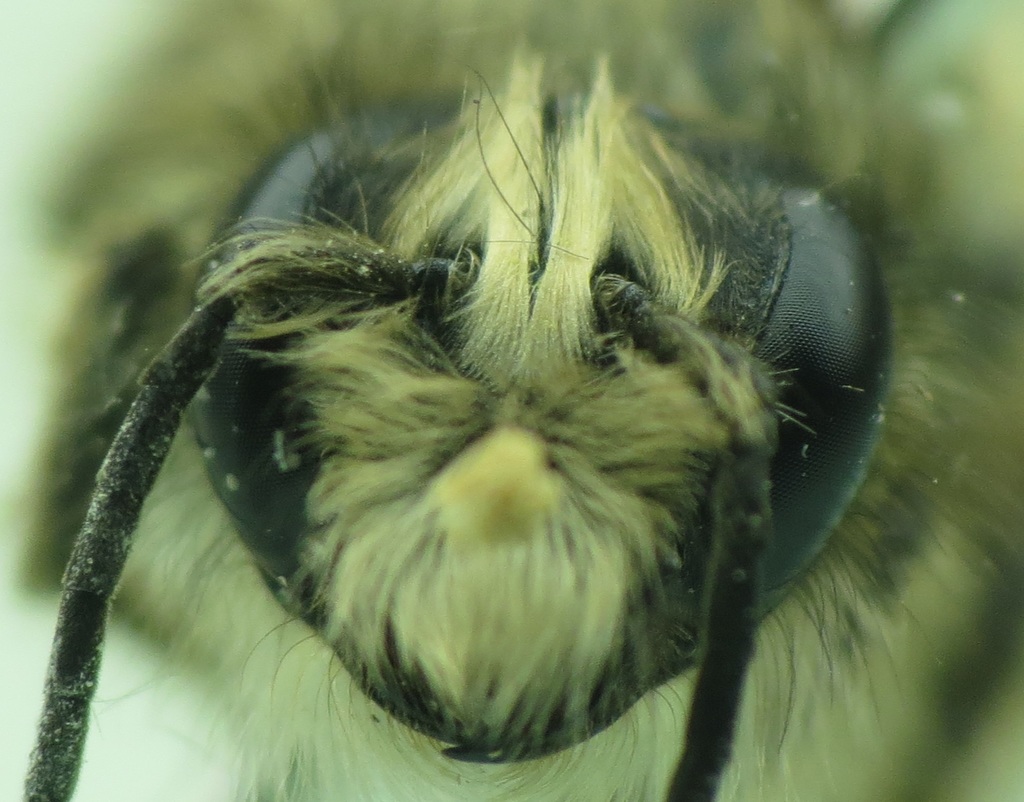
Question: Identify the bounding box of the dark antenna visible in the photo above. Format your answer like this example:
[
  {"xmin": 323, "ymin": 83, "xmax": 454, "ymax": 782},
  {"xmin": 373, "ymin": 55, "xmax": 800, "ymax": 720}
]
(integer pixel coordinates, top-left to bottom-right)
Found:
[
  {"xmin": 602, "ymin": 279, "xmax": 776, "ymax": 802},
  {"xmin": 24, "ymin": 296, "xmax": 234, "ymax": 802},
  {"xmin": 664, "ymin": 437, "xmax": 774, "ymax": 801}
]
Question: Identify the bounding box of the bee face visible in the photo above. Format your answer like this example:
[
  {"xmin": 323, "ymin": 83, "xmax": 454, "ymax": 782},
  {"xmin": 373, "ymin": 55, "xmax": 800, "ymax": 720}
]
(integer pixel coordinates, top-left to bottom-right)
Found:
[{"xmin": 21, "ymin": 0, "xmax": 1024, "ymax": 800}]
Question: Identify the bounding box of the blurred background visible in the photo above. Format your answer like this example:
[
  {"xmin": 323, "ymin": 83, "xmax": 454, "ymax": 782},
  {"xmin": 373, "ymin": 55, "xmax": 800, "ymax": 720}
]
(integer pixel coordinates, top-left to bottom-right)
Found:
[
  {"xmin": 0, "ymin": 2, "xmax": 234, "ymax": 799},
  {"xmin": 1, "ymin": 1, "xmax": 1022, "ymax": 800}
]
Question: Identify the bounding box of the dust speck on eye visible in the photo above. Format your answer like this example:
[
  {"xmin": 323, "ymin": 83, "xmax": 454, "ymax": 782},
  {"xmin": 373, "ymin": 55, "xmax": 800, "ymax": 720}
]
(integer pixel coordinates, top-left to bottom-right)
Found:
[{"xmin": 272, "ymin": 429, "xmax": 301, "ymax": 472}]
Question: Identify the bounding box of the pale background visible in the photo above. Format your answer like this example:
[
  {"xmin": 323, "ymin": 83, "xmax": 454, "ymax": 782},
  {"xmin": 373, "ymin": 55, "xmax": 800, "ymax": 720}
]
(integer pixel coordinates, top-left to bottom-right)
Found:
[
  {"xmin": 0, "ymin": 2, "xmax": 234, "ymax": 800},
  {"xmin": 1, "ymin": 1, "xmax": 1022, "ymax": 801}
]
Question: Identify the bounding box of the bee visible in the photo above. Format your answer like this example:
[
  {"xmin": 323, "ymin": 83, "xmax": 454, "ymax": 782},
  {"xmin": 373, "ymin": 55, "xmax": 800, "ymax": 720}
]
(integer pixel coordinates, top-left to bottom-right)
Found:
[{"xmin": 18, "ymin": 0, "xmax": 1024, "ymax": 800}]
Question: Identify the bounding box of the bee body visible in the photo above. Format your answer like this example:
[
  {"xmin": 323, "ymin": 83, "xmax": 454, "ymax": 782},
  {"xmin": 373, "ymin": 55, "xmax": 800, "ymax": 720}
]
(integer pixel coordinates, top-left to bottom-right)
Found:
[{"xmin": 22, "ymin": 1, "xmax": 1024, "ymax": 800}]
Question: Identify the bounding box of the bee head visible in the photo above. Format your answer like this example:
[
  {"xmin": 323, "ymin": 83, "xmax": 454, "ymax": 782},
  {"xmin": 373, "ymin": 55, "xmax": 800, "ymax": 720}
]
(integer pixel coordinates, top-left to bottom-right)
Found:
[{"xmin": 191, "ymin": 58, "xmax": 889, "ymax": 763}]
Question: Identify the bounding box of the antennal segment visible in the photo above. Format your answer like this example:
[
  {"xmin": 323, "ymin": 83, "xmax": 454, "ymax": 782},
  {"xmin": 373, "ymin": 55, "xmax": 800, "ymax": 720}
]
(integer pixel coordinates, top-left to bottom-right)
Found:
[
  {"xmin": 24, "ymin": 296, "xmax": 235, "ymax": 802},
  {"xmin": 665, "ymin": 430, "xmax": 774, "ymax": 801}
]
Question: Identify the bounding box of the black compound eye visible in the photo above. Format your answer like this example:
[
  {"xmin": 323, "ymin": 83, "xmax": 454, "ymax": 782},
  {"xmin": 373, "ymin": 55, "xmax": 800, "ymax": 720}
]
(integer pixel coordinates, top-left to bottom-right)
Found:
[
  {"xmin": 192, "ymin": 133, "xmax": 337, "ymax": 580},
  {"xmin": 756, "ymin": 189, "xmax": 892, "ymax": 591},
  {"xmin": 193, "ymin": 339, "xmax": 316, "ymax": 579},
  {"xmin": 231, "ymin": 131, "xmax": 336, "ymax": 229}
]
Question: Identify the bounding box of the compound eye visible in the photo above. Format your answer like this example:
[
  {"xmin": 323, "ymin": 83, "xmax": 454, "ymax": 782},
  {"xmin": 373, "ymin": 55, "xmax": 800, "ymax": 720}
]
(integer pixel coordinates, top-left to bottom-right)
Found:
[
  {"xmin": 191, "ymin": 134, "xmax": 335, "ymax": 580},
  {"xmin": 193, "ymin": 339, "xmax": 316, "ymax": 580},
  {"xmin": 231, "ymin": 131, "xmax": 336, "ymax": 228},
  {"xmin": 756, "ymin": 189, "xmax": 892, "ymax": 591}
]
